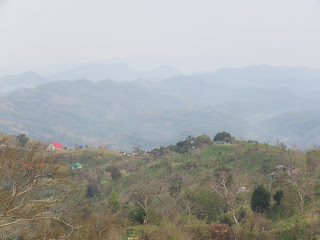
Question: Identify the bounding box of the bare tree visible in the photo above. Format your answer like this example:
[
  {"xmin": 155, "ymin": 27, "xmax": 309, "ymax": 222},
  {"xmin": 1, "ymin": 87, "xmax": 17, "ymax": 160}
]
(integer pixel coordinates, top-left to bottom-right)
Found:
[
  {"xmin": 283, "ymin": 146, "xmax": 309, "ymax": 217},
  {"xmin": 211, "ymin": 171, "xmax": 248, "ymax": 225},
  {"xmin": 287, "ymin": 174, "xmax": 307, "ymax": 216},
  {"xmin": 134, "ymin": 185, "xmax": 162, "ymax": 224},
  {"xmin": 0, "ymin": 139, "xmax": 80, "ymax": 238},
  {"xmin": 181, "ymin": 191, "xmax": 203, "ymax": 224}
]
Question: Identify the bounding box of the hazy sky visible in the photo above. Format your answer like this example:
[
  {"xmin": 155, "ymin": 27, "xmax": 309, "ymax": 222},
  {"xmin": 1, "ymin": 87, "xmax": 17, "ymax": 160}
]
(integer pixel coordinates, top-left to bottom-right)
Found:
[{"xmin": 0, "ymin": 0, "xmax": 320, "ymax": 72}]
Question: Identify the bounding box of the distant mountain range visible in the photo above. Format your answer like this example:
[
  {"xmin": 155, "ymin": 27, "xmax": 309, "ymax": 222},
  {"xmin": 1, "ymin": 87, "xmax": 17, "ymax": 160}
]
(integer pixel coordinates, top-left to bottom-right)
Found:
[
  {"xmin": 0, "ymin": 63, "xmax": 180, "ymax": 96},
  {"xmin": 48, "ymin": 63, "xmax": 180, "ymax": 82},
  {"xmin": 0, "ymin": 71, "xmax": 48, "ymax": 96},
  {"xmin": 1, "ymin": 65, "xmax": 320, "ymax": 150}
]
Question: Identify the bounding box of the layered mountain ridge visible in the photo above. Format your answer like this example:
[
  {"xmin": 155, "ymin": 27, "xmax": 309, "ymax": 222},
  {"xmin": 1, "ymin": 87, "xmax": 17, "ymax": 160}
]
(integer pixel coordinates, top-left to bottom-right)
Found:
[{"xmin": 1, "ymin": 65, "xmax": 320, "ymax": 150}]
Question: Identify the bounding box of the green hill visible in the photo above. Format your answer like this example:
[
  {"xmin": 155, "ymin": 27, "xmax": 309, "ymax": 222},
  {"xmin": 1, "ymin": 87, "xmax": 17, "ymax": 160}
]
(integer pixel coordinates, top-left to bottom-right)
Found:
[{"xmin": 2, "ymin": 133, "xmax": 320, "ymax": 239}]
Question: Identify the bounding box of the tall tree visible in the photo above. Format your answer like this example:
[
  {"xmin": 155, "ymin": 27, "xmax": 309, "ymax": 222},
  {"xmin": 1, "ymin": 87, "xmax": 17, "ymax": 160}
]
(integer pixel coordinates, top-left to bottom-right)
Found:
[
  {"xmin": 107, "ymin": 190, "xmax": 121, "ymax": 213},
  {"xmin": 251, "ymin": 185, "xmax": 270, "ymax": 213},
  {"xmin": 213, "ymin": 131, "xmax": 232, "ymax": 143},
  {"xmin": 211, "ymin": 170, "xmax": 248, "ymax": 225},
  {"xmin": 133, "ymin": 185, "xmax": 162, "ymax": 224}
]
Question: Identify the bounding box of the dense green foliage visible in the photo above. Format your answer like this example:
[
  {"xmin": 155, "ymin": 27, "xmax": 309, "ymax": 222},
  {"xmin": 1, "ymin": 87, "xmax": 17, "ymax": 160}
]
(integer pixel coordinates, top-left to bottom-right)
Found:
[
  {"xmin": 105, "ymin": 165, "xmax": 122, "ymax": 181},
  {"xmin": 213, "ymin": 131, "xmax": 233, "ymax": 143},
  {"xmin": 107, "ymin": 190, "xmax": 121, "ymax": 212},
  {"xmin": 251, "ymin": 185, "xmax": 270, "ymax": 212},
  {"xmin": 273, "ymin": 190, "xmax": 284, "ymax": 205}
]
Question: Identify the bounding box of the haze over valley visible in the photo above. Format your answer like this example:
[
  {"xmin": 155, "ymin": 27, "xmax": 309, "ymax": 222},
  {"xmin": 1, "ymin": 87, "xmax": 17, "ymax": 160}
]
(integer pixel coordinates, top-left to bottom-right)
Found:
[
  {"xmin": 1, "ymin": 64, "xmax": 319, "ymax": 150},
  {"xmin": 3, "ymin": 0, "xmax": 320, "ymax": 239}
]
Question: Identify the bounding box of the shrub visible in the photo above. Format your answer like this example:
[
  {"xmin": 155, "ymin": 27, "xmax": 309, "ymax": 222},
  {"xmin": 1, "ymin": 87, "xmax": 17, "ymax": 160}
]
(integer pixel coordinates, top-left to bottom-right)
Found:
[
  {"xmin": 218, "ymin": 212, "xmax": 234, "ymax": 226},
  {"xmin": 129, "ymin": 207, "xmax": 146, "ymax": 224},
  {"xmin": 105, "ymin": 166, "xmax": 122, "ymax": 181}
]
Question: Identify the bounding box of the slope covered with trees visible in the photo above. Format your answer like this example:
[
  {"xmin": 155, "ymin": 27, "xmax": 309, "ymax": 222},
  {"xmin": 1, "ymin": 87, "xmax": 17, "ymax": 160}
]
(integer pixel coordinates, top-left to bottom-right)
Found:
[{"xmin": 1, "ymin": 133, "xmax": 320, "ymax": 239}]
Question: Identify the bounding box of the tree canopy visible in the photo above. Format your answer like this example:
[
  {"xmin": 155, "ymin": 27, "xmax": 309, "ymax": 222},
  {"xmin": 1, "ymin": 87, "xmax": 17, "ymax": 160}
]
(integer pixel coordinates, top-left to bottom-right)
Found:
[
  {"xmin": 273, "ymin": 190, "xmax": 284, "ymax": 205},
  {"xmin": 251, "ymin": 185, "xmax": 270, "ymax": 213},
  {"xmin": 192, "ymin": 135, "xmax": 213, "ymax": 148},
  {"xmin": 213, "ymin": 131, "xmax": 233, "ymax": 143},
  {"xmin": 16, "ymin": 133, "xmax": 29, "ymax": 147},
  {"xmin": 105, "ymin": 166, "xmax": 122, "ymax": 181}
]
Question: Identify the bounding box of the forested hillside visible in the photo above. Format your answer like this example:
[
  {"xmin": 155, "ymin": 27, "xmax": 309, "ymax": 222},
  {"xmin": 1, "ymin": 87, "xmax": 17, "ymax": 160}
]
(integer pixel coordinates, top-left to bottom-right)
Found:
[
  {"xmin": 1, "ymin": 133, "xmax": 320, "ymax": 239},
  {"xmin": 1, "ymin": 65, "xmax": 320, "ymax": 150}
]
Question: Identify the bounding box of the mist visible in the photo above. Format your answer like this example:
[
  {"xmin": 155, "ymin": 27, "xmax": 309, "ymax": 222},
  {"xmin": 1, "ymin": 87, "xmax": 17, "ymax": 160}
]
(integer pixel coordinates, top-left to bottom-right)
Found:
[{"xmin": 0, "ymin": 0, "xmax": 320, "ymax": 150}]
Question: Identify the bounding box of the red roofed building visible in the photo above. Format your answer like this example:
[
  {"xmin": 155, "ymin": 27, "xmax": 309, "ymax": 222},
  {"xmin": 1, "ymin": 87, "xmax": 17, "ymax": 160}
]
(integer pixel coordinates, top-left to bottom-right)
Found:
[{"xmin": 47, "ymin": 142, "xmax": 63, "ymax": 150}]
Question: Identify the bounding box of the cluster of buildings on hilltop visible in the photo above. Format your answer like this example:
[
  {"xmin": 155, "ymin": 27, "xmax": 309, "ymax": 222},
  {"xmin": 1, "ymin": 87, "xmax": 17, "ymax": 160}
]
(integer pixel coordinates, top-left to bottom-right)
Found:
[
  {"xmin": 116, "ymin": 150, "xmax": 149, "ymax": 156},
  {"xmin": 47, "ymin": 142, "xmax": 94, "ymax": 151}
]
